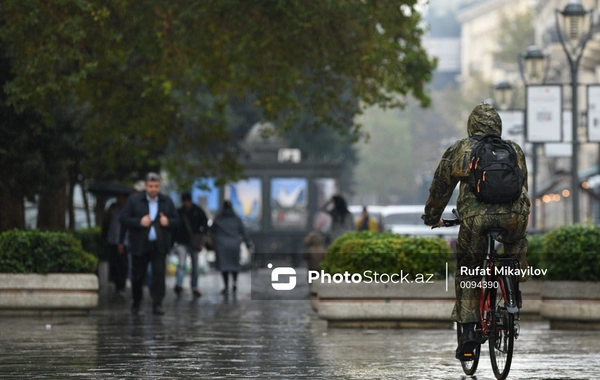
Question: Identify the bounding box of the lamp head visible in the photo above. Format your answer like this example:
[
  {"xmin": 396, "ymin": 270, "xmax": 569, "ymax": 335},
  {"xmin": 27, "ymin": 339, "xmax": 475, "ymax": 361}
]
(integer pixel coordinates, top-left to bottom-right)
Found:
[
  {"xmin": 522, "ymin": 45, "xmax": 545, "ymax": 83},
  {"xmin": 493, "ymin": 80, "xmax": 512, "ymax": 110},
  {"xmin": 560, "ymin": 0, "xmax": 587, "ymax": 41}
]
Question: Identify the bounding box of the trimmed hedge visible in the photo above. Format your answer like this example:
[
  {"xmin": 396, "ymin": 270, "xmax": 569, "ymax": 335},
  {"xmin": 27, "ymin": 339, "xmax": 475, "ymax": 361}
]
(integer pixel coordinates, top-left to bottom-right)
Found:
[
  {"xmin": 321, "ymin": 232, "xmax": 454, "ymax": 280},
  {"xmin": 540, "ymin": 224, "xmax": 600, "ymax": 281},
  {"xmin": 525, "ymin": 233, "xmax": 544, "ymax": 269},
  {"xmin": 71, "ymin": 227, "xmax": 107, "ymax": 260},
  {"xmin": 0, "ymin": 229, "xmax": 98, "ymax": 274}
]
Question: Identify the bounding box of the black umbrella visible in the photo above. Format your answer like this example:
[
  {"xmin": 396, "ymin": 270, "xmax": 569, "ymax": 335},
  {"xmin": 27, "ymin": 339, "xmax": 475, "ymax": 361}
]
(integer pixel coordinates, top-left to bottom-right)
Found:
[{"xmin": 88, "ymin": 182, "xmax": 134, "ymax": 197}]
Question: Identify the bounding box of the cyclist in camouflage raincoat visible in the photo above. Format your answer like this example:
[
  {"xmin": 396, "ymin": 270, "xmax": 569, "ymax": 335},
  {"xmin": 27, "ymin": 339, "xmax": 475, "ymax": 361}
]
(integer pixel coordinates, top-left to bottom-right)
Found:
[{"xmin": 421, "ymin": 103, "xmax": 530, "ymax": 357}]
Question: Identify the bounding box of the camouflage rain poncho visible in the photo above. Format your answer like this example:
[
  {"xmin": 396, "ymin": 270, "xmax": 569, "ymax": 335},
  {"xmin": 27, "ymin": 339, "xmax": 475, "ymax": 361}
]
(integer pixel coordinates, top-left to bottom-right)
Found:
[{"xmin": 422, "ymin": 103, "xmax": 531, "ymax": 323}]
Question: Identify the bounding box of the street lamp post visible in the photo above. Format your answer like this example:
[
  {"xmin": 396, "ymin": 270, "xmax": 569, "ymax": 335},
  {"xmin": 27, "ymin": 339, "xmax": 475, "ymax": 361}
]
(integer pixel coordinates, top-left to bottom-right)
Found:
[
  {"xmin": 555, "ymin": 0, "xmax": 594, "ymax": 224},
  {"xmin": 493, "ymin": 80, "xmax": 513, "ymax": 111},
  {"xmin": 519, "ymin": 45, "xmax": 549, "ymax": 230}
]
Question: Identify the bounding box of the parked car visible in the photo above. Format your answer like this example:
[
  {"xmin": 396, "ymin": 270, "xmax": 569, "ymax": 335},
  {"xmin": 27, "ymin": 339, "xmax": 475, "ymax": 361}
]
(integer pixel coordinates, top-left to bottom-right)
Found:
[{"xmin": 381, "ymin": 205, "xmax": 459, "ymax": 248}]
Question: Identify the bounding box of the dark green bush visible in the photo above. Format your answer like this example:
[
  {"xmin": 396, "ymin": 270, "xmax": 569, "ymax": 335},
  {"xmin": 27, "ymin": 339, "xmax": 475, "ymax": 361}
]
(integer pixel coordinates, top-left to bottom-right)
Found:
[
  {"xmin": 321, "ymin": 232, "xmax": 454, "ymax": 280},
  {"xmin": 321, "ymin": 231, "xmax": 397, "ymax": 273},
  {"xmin": 525, "ymin": 233, "xmax": 544, "ymax": 269},
  {"xmin": 326, "ymin": 231, "xmax": 395, "ymax": 257},
  {"xmin": 71, "ymin": 227, "xmax": 108, "ymax": 260},
  {"xmin": 540, "ymin": 224, "xmax": 600, "ymax": 281},
  {"xmin": 0, "ymin": 230, "xmax": 98, "ymax": 274}
]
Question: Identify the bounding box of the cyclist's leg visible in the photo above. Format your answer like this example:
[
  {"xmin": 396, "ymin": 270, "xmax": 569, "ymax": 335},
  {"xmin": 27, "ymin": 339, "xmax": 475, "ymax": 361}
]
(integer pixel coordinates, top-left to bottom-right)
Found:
[
  {"xmin": 496, "ymin": 213, "xmax": 529, "ymax": 281},
  {"xmin": 453, "ymin": 215, "xmax": 488, "ymax": 325},
  {"xmin": 454, "ymin": 216, "xmax": 490, "ymax": 359}
]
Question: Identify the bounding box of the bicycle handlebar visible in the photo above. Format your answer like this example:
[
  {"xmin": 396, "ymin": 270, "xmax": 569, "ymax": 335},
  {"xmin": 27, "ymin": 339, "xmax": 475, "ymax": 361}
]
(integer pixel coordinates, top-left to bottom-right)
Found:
[{"xmin": 431, "ymin": 208, "xmax": 461, "ymax": 229}]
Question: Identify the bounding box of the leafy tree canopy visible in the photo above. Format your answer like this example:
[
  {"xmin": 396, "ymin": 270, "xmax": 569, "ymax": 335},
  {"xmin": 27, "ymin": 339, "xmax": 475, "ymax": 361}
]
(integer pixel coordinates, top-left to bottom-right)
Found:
[{"xmin": 0, "ymin": 0, "xmax": 436, "ymax": 185}]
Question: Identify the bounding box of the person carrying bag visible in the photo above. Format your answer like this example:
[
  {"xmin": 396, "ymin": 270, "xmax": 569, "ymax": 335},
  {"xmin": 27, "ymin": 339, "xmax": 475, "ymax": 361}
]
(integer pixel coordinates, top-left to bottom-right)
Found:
[{"xmin": 173, "ymin": 192, "xmax": 209, "ymax": 298}]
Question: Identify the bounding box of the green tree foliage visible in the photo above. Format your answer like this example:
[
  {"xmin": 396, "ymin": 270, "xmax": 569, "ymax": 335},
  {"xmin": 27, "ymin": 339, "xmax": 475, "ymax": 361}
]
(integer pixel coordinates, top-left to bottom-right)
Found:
[
  {"xmin": 0, "ymin": 0, "xmax": 436, "ymax": 228},
  {"xmin": 1, "ymin": 0, "xmax": 435, "ymax": 172}
]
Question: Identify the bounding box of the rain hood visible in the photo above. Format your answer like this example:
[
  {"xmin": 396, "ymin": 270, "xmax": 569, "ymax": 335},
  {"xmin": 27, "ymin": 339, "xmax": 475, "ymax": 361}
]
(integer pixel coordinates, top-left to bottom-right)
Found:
[{"xmin": 467, "ymin": 103, "xmax": 502, "ymax": 137}]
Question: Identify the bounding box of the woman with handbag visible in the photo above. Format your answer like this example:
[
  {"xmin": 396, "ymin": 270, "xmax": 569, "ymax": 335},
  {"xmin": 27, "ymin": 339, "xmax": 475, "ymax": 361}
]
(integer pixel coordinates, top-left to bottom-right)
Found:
[{"xmin": 209, "ymin": 200, "xmax": 252, "ymax": 295}]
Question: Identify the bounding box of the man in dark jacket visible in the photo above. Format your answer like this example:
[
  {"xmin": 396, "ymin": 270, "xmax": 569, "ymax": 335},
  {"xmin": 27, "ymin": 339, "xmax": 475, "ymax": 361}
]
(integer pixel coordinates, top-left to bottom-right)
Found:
[
  {"xmin": 101, "ymin": 193, "xmax": 129, "ymax": 301},
  {"xmin": 120, "ymin": 172, "xmax": 178, "ymax": 316},
  {"xmin": 173, "ymin": 192, "xmax": 209, "ymax": 298},
  {"xmin": 422, "ymin": 103, "xmax": 530, "ymax": 360}
]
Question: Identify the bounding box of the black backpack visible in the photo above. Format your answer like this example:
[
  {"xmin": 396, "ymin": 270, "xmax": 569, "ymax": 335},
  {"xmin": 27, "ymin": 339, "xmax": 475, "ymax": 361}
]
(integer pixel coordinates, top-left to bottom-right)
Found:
[{"xmin": 467, "ymin": 134, "xmax": 524, "ymax": 204}]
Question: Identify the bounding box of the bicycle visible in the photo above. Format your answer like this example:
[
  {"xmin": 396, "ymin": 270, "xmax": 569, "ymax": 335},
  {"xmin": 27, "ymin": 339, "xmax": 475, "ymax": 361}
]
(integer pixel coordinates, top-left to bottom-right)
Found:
[{"xmin": 435, "ymin": 209, "xmax": 521, "ymax": 380}]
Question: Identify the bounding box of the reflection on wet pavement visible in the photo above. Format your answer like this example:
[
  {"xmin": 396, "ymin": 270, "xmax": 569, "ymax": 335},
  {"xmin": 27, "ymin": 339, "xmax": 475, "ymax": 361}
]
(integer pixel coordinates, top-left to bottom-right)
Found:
[{"xmin": 0, "ymin": 270, "xmax": 598, "ymax": 379}]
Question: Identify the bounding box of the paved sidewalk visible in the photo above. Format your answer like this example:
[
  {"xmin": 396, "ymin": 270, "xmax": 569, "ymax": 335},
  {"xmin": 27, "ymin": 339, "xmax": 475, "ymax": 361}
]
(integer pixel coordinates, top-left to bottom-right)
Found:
[{"xmin": 0, "ymin": 268, "xmax": 599, "ymax": 379}]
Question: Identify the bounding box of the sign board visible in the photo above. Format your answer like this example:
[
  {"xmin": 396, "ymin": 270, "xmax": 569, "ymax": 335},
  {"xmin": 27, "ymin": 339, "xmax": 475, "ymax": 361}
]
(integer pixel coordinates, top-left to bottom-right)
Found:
[
  {"xmin": 588, "ymin": 85, "xmax": 600, "ymax": 142},
  {"xmin": 278, "ymin": 148, "xmax": 301, "ymax": 163},
  {"xmin": 526, "ymin": 85, "xmax": 562, "ymax": 142},
  {"xmin": 498, "ymin": 110, "xmax": 532, "ymax": 155},
  {"xmin": 545, "ymin": 110, "xmax": 573, "ymax": 157},
  {"xmin": 499, "ymin": 110, "xmax": 524, "ymax": 147}
]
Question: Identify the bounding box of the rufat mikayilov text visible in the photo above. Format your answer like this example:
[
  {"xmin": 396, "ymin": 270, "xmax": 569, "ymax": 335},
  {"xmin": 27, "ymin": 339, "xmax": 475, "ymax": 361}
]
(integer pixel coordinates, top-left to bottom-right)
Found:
[
  {"xmin": 308, "ymin": 270, "xmax": 435, "ymax": 284},
  {"xmin": 460, "ymin": 266, "xmax": 547, "ymax": 278}
]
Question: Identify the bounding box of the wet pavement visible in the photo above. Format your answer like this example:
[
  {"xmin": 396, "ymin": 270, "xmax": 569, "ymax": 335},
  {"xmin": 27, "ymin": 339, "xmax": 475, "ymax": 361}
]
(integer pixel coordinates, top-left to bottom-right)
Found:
[{"xmin": 0, "ymin": 268, "xmax": 599, "ymax": 379}]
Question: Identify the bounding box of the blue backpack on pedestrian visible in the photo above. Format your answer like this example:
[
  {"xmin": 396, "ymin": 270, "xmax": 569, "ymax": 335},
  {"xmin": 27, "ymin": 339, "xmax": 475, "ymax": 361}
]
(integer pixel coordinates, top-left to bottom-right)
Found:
[{"xmin": 467, "ymin": 134, "xmax": 524, "ymax": 204}]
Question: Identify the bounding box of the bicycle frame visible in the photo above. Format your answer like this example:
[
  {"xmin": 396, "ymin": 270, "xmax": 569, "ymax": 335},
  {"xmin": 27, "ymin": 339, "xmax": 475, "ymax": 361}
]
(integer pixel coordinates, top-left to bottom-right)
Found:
[
  {"xmin": 437, "ymin": 210, "xmax": 520, "ymax": 379},
  {"xmin": 478, "ymin": 232, "xmax": 520, "ymax": 341},
  {"xmin": 479, "ymin": 232, "xmax": 497, "ymax": 340}
]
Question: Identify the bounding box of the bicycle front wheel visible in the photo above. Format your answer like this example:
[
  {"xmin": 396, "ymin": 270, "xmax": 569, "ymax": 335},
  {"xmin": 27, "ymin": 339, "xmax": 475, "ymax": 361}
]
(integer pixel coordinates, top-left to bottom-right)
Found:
[
  {"xmin": 457, "ymin": 323, "xmax": 480, "ymax": 376},
  {"xmin": 489, "ymin": 288, "xmax": 514, "ymax": 380}
]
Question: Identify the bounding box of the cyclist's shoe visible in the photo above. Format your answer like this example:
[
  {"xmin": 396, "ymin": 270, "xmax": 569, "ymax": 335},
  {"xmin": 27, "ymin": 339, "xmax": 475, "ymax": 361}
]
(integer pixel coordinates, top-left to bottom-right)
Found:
[{"xmin": 456, "ymin": 329, "xmax": 479, "ymax": 361}]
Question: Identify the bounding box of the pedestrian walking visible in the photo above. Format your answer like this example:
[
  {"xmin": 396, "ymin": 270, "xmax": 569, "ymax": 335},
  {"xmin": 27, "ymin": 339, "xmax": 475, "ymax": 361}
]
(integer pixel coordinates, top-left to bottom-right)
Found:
[
  {"xmin": 323, "ymin": 195, "xmax": 355, "ymax": 245},
  {"xmin": 209, "ymin": 200, "xmax": 251, "ymax": 295},
  {"xmin": 303, "ymin": 231, "xmax": 326, "ymax": 272},
  {"xmin": 102, "ymin": 193, "xmax": 130, "ymax": 302},
  {"xmin": 356, "ymin": 205, "xmax": 378, "ymax": 232},
  {"xmin": 173, "ymin": 192, "xmax": 209, "ymax": 299},
  {"xmin": 120, "ymin": 172, "xmax": 178, "ymax": 316}
]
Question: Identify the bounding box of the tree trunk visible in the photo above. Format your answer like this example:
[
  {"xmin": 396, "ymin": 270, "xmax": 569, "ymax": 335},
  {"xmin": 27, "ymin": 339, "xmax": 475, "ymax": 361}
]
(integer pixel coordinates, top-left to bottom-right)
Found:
[
  {"xmin": 67, "ymin": 180, "xmax": 76, "ymax": 231},
  {"xmin": 37, "ymin": 182, "xmax": 67, "ymax": 230},
  {"xmin": 80, "ymin": 181, "xmax": 92, "ymax": 228},
  {"xmin": 0, "ymin": 189, "xmax": 25, "ymax": 231},
  {"xmin": 94, "ymin": 194, "xmax": 108, "ymax": 230}
]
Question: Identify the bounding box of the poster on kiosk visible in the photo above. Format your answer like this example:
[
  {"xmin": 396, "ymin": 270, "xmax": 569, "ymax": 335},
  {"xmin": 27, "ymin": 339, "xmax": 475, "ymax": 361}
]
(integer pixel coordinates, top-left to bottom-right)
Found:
[{"xmin": 588, "ymin": 85, "xmax": 600, "ymax": 142}]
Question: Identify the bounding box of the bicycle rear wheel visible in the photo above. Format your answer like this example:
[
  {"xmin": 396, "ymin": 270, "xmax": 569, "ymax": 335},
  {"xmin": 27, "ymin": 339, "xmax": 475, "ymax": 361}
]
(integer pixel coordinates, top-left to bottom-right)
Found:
[
  {"xmin": 457, "ymin": 323, "xmax": 480, "ymax": 376},
  {"xmin": 489, "ymin": 287, "xmax": 514, "ymax": 380}
]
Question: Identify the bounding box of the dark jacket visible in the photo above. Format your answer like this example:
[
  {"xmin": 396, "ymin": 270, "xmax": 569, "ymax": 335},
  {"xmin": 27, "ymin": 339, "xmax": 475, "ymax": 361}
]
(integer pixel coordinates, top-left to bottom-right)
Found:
[
  {"xmin": 176, "ymin": 204, "xmax": 209, "ymax": 245},
  {"xmin": 210, "ymin": 208, "xmax": 250, "ymax": 272},
  {"xmin": 120, "ymin": 192, "xmax": 178, "ymax": 256}
]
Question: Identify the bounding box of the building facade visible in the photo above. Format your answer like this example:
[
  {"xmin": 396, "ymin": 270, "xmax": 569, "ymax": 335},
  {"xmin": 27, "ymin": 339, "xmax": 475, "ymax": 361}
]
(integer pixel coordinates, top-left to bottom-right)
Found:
[{"xmin": 457, "ymin": 0, "xmax": 600, "ymax": 228}]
